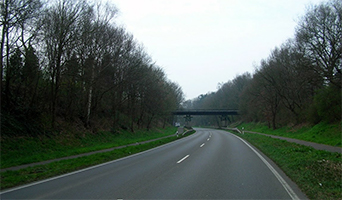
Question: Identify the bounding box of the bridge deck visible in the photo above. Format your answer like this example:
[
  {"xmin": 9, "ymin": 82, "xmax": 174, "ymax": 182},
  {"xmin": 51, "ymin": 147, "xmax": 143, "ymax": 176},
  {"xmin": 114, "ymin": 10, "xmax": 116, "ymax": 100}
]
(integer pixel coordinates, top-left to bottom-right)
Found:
[{"xmin": 172, "ymin": 109, "xmax": 239, "ymax": 116}]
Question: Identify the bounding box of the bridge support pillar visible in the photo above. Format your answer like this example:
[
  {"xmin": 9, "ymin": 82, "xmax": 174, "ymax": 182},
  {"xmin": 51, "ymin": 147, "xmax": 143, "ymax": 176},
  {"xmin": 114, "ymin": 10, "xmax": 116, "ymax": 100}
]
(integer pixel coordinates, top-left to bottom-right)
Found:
[
  {"xmin": 184, "ymin": 115, "xmax": 192, "ymax": 127},
  {"xmin": 219, "ymin": 115, "xmax": 230, "ymax": 127}
]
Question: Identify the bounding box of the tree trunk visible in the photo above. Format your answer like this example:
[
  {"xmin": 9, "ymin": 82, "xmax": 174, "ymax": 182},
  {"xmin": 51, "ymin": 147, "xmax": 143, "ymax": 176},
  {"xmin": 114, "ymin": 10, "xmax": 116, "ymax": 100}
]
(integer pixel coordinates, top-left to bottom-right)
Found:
[
  {"xmin": 0, "ymin": 0, "xmax": 9, "ymax": 106},
  {"xmin": 271, "ymin": 114, "xmax": 276, "ymax": 130},
  {"xmin": 50, "ymin": 66, "xmax": 56, "ymax": 129},
  {"xmin": 4, "ymin": 25, "xmax": 11, "ymax": 109},
  {"xmin": 85, "ymin": 64, "xmax": 95, "ymax": 128},
  {"xmin": 0, "ymin": 26, "xmax": 6, "ymax": 104},
  {"xmin": 146, "ymin": 114, "xmax": 155, "ymax": 131}
]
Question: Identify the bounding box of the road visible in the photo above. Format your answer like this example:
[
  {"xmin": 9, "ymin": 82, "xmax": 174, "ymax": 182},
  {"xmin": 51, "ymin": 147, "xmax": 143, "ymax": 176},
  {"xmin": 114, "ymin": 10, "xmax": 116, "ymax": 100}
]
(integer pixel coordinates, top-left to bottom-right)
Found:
[{"xmin": 1, "ymin": 128, "xmax": 307, "ymax": 199}]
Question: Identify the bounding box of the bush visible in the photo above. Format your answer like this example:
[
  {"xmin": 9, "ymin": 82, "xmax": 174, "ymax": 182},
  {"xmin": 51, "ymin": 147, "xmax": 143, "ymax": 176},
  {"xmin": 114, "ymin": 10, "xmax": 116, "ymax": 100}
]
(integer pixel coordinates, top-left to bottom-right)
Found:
[{"xmin": 313, "ymin": 85, "xmax": 341, "ymax": 123}]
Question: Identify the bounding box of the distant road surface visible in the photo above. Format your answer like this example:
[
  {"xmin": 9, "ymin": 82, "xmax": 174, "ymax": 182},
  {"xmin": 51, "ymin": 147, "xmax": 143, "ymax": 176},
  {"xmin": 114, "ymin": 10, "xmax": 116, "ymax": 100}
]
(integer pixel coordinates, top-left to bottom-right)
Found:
[{"xmin": 1, "ymin": 128, "xmax": 307, "ymax": 199}]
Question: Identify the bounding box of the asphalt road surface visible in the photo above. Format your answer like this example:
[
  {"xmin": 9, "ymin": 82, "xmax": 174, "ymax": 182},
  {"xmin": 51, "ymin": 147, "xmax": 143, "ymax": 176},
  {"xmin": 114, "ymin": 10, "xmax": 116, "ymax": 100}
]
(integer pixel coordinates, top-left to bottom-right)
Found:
[{"xmin": 1, "ymin": 128, "xmax": 307, "ymax": 199}]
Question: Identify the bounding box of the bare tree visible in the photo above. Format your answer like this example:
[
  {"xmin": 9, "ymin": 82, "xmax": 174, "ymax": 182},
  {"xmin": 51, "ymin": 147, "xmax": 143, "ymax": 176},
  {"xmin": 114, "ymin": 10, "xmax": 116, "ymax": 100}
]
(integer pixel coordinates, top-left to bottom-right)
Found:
[
  {"xmin": 40, "ymin": 0, "xmax": 89, "ymax": 128},
  {"xmin": 295, "ymin": 0, "xmax": 342, "ymax": 88},
  {"xmin": 1, "ymin": 0, "xmax": 42, "ymax": 107},
  {"xmin": 250, "ymin": 63, "xmax": 281, "ymax": 129},
  {"xmin": 1, "ymin": 0, "xmax": 185, "ymax": 135}
]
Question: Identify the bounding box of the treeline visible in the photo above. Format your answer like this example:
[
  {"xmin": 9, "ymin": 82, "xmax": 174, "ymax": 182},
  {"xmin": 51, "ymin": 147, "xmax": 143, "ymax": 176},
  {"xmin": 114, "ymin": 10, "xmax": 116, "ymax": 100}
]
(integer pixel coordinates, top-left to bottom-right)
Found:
[
  {"xmin": 1, "ymin": 0, "xmax": 184, "ymax": 135},
  {"xmin": 185, "ymin": 0, "xmax": 341, "ymax": 129}
]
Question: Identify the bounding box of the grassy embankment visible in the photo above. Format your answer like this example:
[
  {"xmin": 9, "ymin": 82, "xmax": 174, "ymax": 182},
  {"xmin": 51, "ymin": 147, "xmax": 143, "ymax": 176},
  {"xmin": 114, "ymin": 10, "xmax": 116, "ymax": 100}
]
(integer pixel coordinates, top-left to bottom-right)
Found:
[
  {"xmin": 229, "ymin": 122, "xmax": 341, "ymax": 200},
  {"xmin": 0, "ymin": 127, "xmax": 195, "ymax": 189},
  {"xmin": 1, "ymin": 127, "xmax": 177, "ymax": 169},
  {"xmin": 237, "ymin": 122, "xmax": 341, "ymax": 147}
]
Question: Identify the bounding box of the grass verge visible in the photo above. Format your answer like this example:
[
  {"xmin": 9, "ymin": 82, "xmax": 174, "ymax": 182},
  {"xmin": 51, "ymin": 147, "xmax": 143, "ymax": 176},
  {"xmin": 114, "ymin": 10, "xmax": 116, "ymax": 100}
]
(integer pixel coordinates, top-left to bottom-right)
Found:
[
  {"xmin": 231, "ymin": 132, "xmax": 341, "ymax": 200},
  {"xmin": 0, "ymin": 127, "xmax": 177, "ymax": 169},
  {"xmin": 236, "ymin": 122, "xmax": 341, "ymax": 147},
  {"xmin": 0, "ymin": 130, "xmax": 195, "ymax": 190}
]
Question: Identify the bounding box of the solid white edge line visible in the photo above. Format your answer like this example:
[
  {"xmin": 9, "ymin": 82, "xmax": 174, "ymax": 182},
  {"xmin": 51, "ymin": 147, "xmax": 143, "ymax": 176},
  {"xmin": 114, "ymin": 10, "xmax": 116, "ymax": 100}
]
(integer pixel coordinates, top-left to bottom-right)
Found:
[
  {"xmin": 1, "ymin": 132, "xmax": 198, "ymax": 195},
  {"xmin": 177, "ymin": 155, "xmax": 190, "ymax": 164},
  {"xmin": 229, "ymin": 133, "xmax": 300, "ymax": 200}
]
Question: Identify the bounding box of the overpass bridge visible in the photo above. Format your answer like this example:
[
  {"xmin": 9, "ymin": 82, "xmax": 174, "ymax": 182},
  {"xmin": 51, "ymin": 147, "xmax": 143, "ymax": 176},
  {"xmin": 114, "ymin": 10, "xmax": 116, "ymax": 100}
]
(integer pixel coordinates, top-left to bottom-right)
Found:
[
  {"xmin": 172, "ymin": 109, "xmax": 239, "ymax": 116},
  {"xmin": 172, "ymin": 109, "xmax": 239, "ymax": 126}
]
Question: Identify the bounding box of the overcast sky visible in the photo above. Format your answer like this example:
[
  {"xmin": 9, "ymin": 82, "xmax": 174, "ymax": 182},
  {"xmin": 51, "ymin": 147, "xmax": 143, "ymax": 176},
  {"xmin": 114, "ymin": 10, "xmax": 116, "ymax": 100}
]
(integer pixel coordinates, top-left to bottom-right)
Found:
[{"xmin": 110, "ymin": 0, "xmax": 324, "ymax": 100}]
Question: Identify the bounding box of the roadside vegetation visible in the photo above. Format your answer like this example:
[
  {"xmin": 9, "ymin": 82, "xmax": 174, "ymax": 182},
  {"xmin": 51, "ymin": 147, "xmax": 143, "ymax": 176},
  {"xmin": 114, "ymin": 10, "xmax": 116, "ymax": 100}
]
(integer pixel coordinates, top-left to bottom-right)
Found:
[
  {"xmin": 0, "ymin": 129, "xmax": 195, "ymax": 190},
  {"xmin": 232, "ymin": 132, "xmax": 341, "ymax": 200},
  {"xmin": 236, "ymin": 122, "xmax": 341, "ymax": 147},
  {"xmin": 1, "ymin": 0, "xmax": 184, "ymax": 139},
  {"xmin": 1, "ymin": 127, "xmax": 177, "ymax": 169}
]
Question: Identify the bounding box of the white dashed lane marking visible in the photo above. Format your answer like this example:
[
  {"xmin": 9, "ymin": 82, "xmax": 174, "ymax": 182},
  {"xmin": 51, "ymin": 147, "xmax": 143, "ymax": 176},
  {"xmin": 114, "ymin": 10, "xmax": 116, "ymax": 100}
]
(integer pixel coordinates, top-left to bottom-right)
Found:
[{"xmin": 177, "ymin": 155, "xmax": 190, "ymax": 164}]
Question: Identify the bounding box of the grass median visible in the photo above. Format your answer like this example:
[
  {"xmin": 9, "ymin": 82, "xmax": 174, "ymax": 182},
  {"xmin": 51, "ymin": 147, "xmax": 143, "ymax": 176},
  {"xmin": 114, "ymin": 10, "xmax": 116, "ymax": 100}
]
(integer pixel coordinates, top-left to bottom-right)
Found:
[
  {"xmin": 231, "ymin": 131, "xmax": 341, "ymax": 200},
  {"xmin": 0, "ymin": 130, "xmax": 195, "ymax": 190}
]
